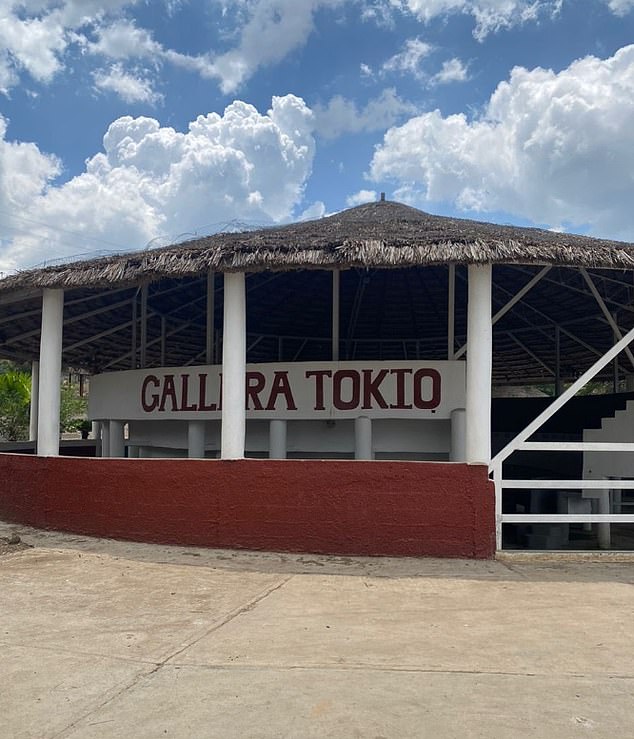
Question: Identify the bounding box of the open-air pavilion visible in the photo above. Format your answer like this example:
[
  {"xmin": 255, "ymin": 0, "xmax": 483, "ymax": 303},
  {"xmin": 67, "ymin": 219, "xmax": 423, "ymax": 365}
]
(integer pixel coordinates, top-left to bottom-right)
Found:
[{"xmin": 1, "ymin": 198, "xmax": 634, "ymax": 557}]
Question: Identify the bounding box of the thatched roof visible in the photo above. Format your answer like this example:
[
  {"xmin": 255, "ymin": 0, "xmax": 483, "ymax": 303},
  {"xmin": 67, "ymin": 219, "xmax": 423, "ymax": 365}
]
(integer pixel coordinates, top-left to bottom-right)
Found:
[
  {"xmin": 2, "ymin": 200, "xmax": 634, "ymax": 293},
  {"xmin": 2, "ymin": 200, "xmax": 634, "ymax": 386}
]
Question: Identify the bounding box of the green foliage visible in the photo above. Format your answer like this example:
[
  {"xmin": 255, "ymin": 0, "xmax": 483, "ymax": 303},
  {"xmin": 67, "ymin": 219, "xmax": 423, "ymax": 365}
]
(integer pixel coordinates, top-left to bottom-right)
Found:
[
  {"xmin": 0, "ymin": 362, "xmax": 89, "ymax": 440},
  {"xmin": 0, "ymin": 370, "xmax": 31, "ymax": 441},
  {"xmin": 59, "ymin": 381, "xmax": 87, "ymax": 432}
]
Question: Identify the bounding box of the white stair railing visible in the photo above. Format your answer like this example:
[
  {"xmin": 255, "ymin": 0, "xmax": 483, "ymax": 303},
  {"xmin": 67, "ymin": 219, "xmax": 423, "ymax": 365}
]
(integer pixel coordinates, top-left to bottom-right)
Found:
[{"xmin": 489, "ymin": 324, "xmax": 634, "ymax": 550}]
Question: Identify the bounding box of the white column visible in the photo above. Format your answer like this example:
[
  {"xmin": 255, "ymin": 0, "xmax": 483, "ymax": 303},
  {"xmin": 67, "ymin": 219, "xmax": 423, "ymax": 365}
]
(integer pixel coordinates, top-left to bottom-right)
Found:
[
  {"xmin": 465, "ymin": 265, "xmax": 492, "ymax": 464},
  {"xmin": 269, "ymin": 419, "xmax": 287, "ymax": 459},
  {"xmin": 221, "ymin": 272, "xmax": 246, "ymax": 459},
  {"xmin": 37, "ymin": 289, "xmax": 64, "ymax": 456},
  {"xmin": 597, "ymin": 490, "xmax": 611, "ymax": 550},
  {"xmin": 206, "ymin": 271, "xmax": 215, "ymax": 365},
  {"xmin": 91, "ymin": 420, "xmax": 99, "ymax": 440},
  {"xmin": 29, "ymin": 360, "xmax": 39, "ymax": 442},
  {"xmin": 332, "ymin": 270, "xmax": 340, "ymax": 361},
  {"xmin": 109, "ymin": 420, "xmax": 125, "ymax": 458},
  {"xmin": 100, "ymin": 422, "xmax": 110, "ymax": 457},
  {"xmin": 188, "ymin": 420, "xmax": 206, "ymax": 458},
  {"xmin": 354, "ymin": 416, "xmax": 372, "ymax": 460},
  {"xmin": 450, "ymin": 408, "xmax": 466, "ymax": 462}
]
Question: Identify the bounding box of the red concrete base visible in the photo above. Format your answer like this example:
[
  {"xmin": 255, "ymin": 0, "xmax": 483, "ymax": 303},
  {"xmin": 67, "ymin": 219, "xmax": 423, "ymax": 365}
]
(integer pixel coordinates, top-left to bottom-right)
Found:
[{"xmin": 0, "ymin": 455, "xmax": 495, "ymax": 558}]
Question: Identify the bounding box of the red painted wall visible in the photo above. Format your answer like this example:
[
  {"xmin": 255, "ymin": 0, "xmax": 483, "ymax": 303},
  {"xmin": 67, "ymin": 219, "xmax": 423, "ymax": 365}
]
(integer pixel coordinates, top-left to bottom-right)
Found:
[{"xmin": 0, "ymin": 454, "xmax": 495, "ymax": 558}]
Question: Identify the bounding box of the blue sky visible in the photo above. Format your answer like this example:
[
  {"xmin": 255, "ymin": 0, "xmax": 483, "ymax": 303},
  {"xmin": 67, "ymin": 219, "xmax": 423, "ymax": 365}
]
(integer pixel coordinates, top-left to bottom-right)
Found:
[{"xmin": 0, "ymin": 0, "xmax": 633, "ymax": 273}]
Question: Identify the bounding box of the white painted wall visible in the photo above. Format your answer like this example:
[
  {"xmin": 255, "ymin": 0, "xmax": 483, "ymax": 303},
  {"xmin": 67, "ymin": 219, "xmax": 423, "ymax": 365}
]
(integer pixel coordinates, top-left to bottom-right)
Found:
[{"xmin": 128, "ymin": 417, "xmax": 453, "ymax": 460}]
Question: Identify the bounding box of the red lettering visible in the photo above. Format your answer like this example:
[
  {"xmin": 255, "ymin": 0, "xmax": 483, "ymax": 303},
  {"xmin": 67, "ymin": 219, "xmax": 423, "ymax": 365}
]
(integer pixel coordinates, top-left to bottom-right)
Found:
[
  {"xmin": 306, "ymin": 370, "xmax": 332, "ymax": 411},
  {"xmin": 362, "ymin": 368, "xmax": 389, "ymax": 409},
  {"xmin": 246, "ymin": 371, "xmax": 266, "ymax": 410},
  {"xmin": 389, "ymin": 368, "xmax": 413, "ymax": 409},
  {"xmin": 141, "ymin": 375, "xmax": 160, "ymax": 412},
  {"xmin": 159, "ymin": 374, "xmax": 178, "ymax": 412},
  {"xmin": 413, "ymin": 368, "xmax": 441, "ymax": 410},
  {"xmin": 180, "ymin": 374, "xmax": 197, "ymax": 411},
  {"xmin": 333, "ymin": 370, "xmax": 360, "ymax": 411},
  {"xmin": 198, "ymin": 373, "xmax": 217, "ymax": 411},
  {"xmin": 265, "ymin": 371, "xmax": 297, "ymax": 411}
]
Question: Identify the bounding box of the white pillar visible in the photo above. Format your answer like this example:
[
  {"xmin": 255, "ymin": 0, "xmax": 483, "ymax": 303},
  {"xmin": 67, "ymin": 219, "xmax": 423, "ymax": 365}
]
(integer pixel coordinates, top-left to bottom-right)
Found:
[
  {"xmin": 354, "ymin": 416, "xmax": 372, "ymax": 460},
  {"xmin": 91, "ymin": 420, "xmax": 99, "ymax": 440},
  {"xmin": 109, "ymin": 420, "xmax": 125, "ymax": 458},
  {"xmin": 100, "ymin": 421, "xmax": 110, "ymax": 457},
  {"xmin": 29, "ymin": 360, "xmax": 39, "ymax": 442},
  {"xmin": 597, "ymin": 490, "xmax": 611, "ymax": 550},
  {"xmin": 206, "ymin": 271, "xmax": 215, "ymax": 365},
  {"xmin": 450, "ymin": 408, "xmax": 466, "ymax": 462},
  {"xmin": 221, "ymin": 272, "xmax": 246, "ymax": 459},
  {"xmin": 188, "ymin": 419, "xmax": 206, "ymax": 458},
  {"xmin": 269, "ymin": 419, "xmax": 287, "ymax": 459},
  {"xmin": 37, "ymin": 289, "xmax": 64, "ymax": 456},
  {"xmin": 465, "ymin": 265, "xmax": 492, "ymax": 464}
]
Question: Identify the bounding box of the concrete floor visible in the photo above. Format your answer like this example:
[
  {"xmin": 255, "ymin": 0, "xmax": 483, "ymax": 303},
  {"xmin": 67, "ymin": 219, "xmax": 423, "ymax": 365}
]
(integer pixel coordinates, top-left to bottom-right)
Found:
[{"xmin": 1, "ymin": 522, "xmax": 633, "ymax": 739}]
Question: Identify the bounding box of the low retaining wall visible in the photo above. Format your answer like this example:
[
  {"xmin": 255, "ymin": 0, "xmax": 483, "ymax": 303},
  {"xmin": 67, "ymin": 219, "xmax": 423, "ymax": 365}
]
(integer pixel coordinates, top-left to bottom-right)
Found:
[{"xmin": 0, "ymin": 454, "xmax": 495, "ymax": 558}]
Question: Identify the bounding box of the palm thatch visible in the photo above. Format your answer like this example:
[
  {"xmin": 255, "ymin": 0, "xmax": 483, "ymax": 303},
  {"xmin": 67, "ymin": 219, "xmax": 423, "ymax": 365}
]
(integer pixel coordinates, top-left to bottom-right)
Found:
[{"xmin": 2, "ymin": 200, "xmax": 634, "ymax": 294}]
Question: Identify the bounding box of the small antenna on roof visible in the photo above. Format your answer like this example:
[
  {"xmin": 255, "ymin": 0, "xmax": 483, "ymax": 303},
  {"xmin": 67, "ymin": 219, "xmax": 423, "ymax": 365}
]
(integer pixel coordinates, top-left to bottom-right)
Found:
[{"xmin": 380, "ymin": 192, "xmax": 385, "ymax": 202}]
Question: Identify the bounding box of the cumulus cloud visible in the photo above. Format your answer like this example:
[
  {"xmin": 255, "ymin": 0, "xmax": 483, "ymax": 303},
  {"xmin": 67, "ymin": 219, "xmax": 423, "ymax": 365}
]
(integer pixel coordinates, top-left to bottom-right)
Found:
[
  {"xmin": 605, "ymin": 0, "xmax": 634, "ymax": 13},
  {"xmin": 431, "ymin": 57, "xmax": 469, "ymax": 84},
  {"xmin": 93, "ymin": 64, "xmax": 163, "ymax": 104},
  {"xmin": 382, "ymin": 37, "xmax": 433, "ymax": 77},
  {"xmin": 313, "ymin": 88, "xmax": 417, "ymax": 139},
  {"xmin": 0, "ymin": 95, "xmax": 316, "ymax": 272},
  {"xmin": 370, "ymin": 45, "xmax": 634, "ymax": 240},
  {"xmin": 0, "ymin": 0, "xmax": 137, "ymax": 93},
  {"xmin": 346, "ymin": 189, "xmax": 378, "ymax": 206}
]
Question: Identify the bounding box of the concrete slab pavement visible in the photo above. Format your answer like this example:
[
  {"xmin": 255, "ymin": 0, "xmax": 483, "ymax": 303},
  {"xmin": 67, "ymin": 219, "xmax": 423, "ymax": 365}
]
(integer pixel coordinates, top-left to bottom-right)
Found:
[{"xmin": 0, "ymin": 521, "xmax": 633, "ymax": 739}]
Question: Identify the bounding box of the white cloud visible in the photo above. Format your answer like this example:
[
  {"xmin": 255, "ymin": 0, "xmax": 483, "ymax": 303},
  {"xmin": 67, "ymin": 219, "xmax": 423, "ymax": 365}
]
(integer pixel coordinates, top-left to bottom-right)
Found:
[
  {"xmin": 88, "ymin": 19, "xmax": 161, "ymax": 59},
  {"xmin": 204, "ymin": 0, "xmax": 344, "ymax": 94},
  {"xmin": 370, "ymin": 45, "xmax": 634, "ymax": 240},
  {"xmin": 93, "ymin": 64, "xmax": 163, "ymax": 104},
  {"xmin": 605, "ymin": 0, "xmax": 634, "ymax": 13},
  {"xmin": 431, "ymin": 57, "xmax": 469, "ymax": 84},
  {"xmin": 382, "ymin": 37, "xmax": 433, "ymax": 77},
  {"xmin": 313, "ymin": 88, "xmax": 417, "ymax": 139},
  {"xmin": 0, "ymin": 95, "xmax": 316, "ymax": 272},
  {"xmin": 346, "ymin": 189, "xmax": 377, "ymax": 206},
  {"xmin": 0, "ymin": 0, "xmax": 138, "ymax": 93},
  {"xmin": 388, "ymin": 1, "xmax": 555, "ymax": 39}
]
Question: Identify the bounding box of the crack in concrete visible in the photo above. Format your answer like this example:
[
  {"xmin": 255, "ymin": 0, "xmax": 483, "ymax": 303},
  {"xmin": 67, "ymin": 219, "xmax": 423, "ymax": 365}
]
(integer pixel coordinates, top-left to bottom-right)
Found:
[{"xmin": 48, "ymin": 575, "xmax": 294, "ymax": 739}]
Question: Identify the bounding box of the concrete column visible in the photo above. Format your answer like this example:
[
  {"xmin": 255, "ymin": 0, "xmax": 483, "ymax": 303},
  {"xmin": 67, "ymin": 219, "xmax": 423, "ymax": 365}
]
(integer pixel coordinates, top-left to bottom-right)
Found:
[
  {"xmin": 91, "ymin": 420, "xmax": 99, "ymax": 440},
  {"xmin": 101, "ymin": 421, "xmax": 110, "ymax": 457},
  {"xmin": 206, "ymin": 271, "xmax": 215, "ymax": 365},
  {"xmin": 450, "ymin": 408, "xmax": 466, "ymax": 462},
  {"xmin": 188, "ymin": 419, "xmax": 206, "ymax": 458},
  {"xmin": 37, "ymin": 289, "xmax": 64, "ymax": 456},
  {"xmin": 29, "ymin": 360, "xmax": 39, "ymax": 442},
  {"xmin": 221, "ymin": 272, "xmax": 246, "ymax": 459},
  {"xmin": 354, "ymin": 416, "xmax": 372, "ymax": 460},
  {"xmin": 465, "ymin": 265, "xmax": 492, "ymax": 464},
  {"xmin": 269, "ymin": 419, "xmax": 287, "ymax": 459},
  {"xmin": 109, "ymin": 420, "xmax": 125, "ymax": 458},
  {"xmin": 598, "ymin": 490, "xmax": 611, "ymax": 550}
]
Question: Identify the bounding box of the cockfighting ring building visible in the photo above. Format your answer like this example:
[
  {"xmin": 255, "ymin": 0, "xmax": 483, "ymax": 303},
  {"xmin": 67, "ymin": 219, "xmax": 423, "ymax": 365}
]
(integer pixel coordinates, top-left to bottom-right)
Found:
[{"xmin": 1, "ymin": 198, "xmax": 634, "ymax": 557}]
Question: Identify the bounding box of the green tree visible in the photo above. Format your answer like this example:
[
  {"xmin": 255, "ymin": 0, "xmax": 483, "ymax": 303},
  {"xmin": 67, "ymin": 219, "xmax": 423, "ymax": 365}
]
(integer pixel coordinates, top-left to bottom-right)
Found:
[
  {"xmin": 59, "ymin": 380, "xmax": 87, "ymax": 432},
  {"xmin": 0, "ymin": 370, "xmax": 31, "ymax": 441}
]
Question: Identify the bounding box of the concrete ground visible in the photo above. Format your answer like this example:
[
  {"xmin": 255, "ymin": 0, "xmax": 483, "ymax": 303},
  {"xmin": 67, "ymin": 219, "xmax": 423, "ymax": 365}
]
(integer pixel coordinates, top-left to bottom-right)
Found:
[{"xmin": 0, "ymin": 522, "xmax": 633, "ymax": 739}]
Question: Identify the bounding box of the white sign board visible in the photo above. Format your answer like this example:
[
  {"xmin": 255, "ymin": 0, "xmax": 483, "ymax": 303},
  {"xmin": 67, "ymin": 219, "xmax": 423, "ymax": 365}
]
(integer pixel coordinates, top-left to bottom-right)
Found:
[{"xmin": 89, "ymin": 361, "xmax": 466, "ymax": 421}]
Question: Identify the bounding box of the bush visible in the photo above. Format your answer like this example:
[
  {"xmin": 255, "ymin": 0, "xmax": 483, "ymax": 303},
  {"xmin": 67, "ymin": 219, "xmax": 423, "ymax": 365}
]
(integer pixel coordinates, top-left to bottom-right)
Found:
[{"xmin": 0, "ymin": 371, "xmax": 31, "ymax": 441}]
